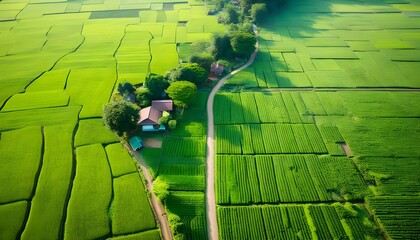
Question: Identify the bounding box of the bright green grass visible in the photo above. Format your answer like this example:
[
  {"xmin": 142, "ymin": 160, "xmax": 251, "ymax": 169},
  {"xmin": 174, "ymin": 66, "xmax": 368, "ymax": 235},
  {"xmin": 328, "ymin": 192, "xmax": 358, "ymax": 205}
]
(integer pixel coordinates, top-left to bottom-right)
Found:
[
  {"xmin": 149, "ymin": 43, "xmax": 179, "ymax": 75},
  {"xmin": 306, "ymin": 71, "xmax": 355, "ymax": 87},
  {"xmin": 337, "ymin": 118, "xmax": 420, "ymax": 158},
  {"xmin": 116, "ymin": 31, "xmax": 152, "ymax": 84},
  {"xmin": 105, "ymin": 143, "xmax": 138, "ymax": 177},
  {"xmin": 109, "ymin": 229, "xmax": 161, "ymax": 240},
  {"xmin": 21, "ymin": 124, "xmax": 74, "ymax": 240},
  {"xmin": 0, "ymin": 106, "xmax": 80, "ymax": 132},
  {"xmin": 275, "ymin": 72, "xmax": 312, "ymax": 87},
  {"xmin": 111, "ymin": 173, "xmax": 156, "ymax": 235},
  {"xmin": 339, "ymin": 92, "xmax": 420, "ymax": 117},
  {"xmin": 66, "ymin": 68, "xmax": 116, "ymax": 118},
  {"xmin": 170, "ymin": 121, "xmax": 205, "ymax": 137},
  {"xmin": 26, "ymin": 69, "xmax": 69, "ymax": 92},
  {"xmin": 64, "ymin": 144, "xmax": 112, "ymax": 240},
  {"xmin": 0, "ymin": 126, "xmax": 42, "ymax": 203},
  {"xmin": 0, "ymin": 201, "xmax": 28, "ymax": 240},
  {"xmin": 157, "ymin": 174, "xmax": 205, "ymax": 191},
  {"xmin": 2, "ymin": 90, "xmax": 69, "ymax": 112},
  {"xmin": 177, "ymin": 43, "xmax": 193, "ymax": 62},
  {"xmin": 141, "ymin": 148, "xmax": 163, "ymax": 179},
  {"xmin": 74, "ymin": 118, "xmax": 119, "ymax": 147},
  {"xmin": 226, "ymin": 67, "xmax": 258, "ymax": 87}
]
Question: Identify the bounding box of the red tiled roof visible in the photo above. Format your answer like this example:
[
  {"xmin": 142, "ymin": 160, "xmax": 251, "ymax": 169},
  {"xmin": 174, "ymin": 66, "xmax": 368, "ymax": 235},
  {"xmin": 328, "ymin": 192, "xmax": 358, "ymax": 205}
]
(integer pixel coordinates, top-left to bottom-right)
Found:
[{"xmin": 138, "ymin": 107, "xmax": 162, "ymax": 125}]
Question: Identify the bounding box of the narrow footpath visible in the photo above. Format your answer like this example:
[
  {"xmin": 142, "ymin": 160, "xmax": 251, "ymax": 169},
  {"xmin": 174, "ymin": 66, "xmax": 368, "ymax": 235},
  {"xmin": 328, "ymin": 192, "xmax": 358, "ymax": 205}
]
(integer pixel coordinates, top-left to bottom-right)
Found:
[
  {"xmin": 206, "ymin": 28, "xmax": 259, "ymax": 240},
  {"xmin": 132, "ymin": 151, "xmax": 172, "ymax": 240}
]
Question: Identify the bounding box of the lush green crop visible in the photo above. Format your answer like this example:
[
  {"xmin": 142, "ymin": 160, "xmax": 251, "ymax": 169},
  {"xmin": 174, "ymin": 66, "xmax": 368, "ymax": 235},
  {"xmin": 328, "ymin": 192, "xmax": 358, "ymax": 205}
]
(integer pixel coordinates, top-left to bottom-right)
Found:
[
  {"xmin": 0, "ymin": 126, "xmax": 42, "ymax": 203},
  {"xmin": 2, "ymin": 90, "xmax": 69, "ymax": 112},
  {"xmin": 366, "ymin": 196, "xmax": 420, "ymax": 239},
  {"xmin": 64, "ymin": 144, "xmax": 112, "ymax": 239},
  {"xmin": 111, "ymin": 173, "xmax": 156, "ymax": 235},
  {"xmin": 162, "ymin": 137, "xmax": 206, "ymax": 157},
  {"xmin": 109, "ymin": 229, "xmax": 161, "ymax": 240},
  {"xmin": 75, "ymin": 118, "xmax": 119, "ymax": 147},
  {"xmin": 21, "ymin": 124, "xmax": 74, "ymax": 239},
  {"xmin": 0, "ymin": 106, "xmax": 81, "ymax": 132},
  {"xmin": 105, "ymin": 143, "xmax": 138, "ymax": 177},
  {"xmin": 0, "ymin": 201, "xmax": 28, "ymax": 239}
]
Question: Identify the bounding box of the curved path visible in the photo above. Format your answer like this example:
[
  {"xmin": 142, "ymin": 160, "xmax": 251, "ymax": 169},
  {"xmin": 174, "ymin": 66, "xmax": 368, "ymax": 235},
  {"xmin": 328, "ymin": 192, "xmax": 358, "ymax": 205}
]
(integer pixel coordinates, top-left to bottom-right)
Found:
[
  {"xmin": 132, "ymin": 151, "xmax": 172, "ymax": 240},
  {"xmin": 206, "ymin": 33, "xmax": 259, "ymax": 240}
]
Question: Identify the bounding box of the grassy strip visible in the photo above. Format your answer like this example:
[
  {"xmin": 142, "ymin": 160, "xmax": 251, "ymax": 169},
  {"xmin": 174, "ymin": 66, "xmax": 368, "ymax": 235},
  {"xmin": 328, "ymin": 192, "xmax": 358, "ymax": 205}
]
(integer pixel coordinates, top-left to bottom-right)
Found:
[
  {"xmin": 64, "ymin": 144, "xmax": 112, "ymax": 240},
  {"xmin": 111, "ymin": 173, "xmax": 156, "ymax": 235},
  {"xmin": 2, "ymin": 90, "xmax": 69, "ymax": 112},
  {"xmin": 0, "ymin": 126, "xmax": 42, "ymax": 203},
  {"xmin": 105, "ymin": 143, "xmax": 138, "ymax": 177},
  {"xmin": 0, "ymin": 106, "xmax": 81, "ymax": 132},
  {"xmin": 0, "ymin": 201, "xmax": 28, "ymax": 239},
  {"xmin": 75, "ymin": 118, "xmax": 118, "ymax": 147},
  {"xmin": 21, "ymin": 124, "xmax": 74, "ymax": 239}
]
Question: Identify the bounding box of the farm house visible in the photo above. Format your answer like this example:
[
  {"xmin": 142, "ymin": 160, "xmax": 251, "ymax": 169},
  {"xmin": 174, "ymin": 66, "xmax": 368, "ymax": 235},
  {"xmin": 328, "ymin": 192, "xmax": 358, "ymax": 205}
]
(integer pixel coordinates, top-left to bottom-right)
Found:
[{"xmin": 137, "ymin": 100, "xmax": 173, "ymax": 131}]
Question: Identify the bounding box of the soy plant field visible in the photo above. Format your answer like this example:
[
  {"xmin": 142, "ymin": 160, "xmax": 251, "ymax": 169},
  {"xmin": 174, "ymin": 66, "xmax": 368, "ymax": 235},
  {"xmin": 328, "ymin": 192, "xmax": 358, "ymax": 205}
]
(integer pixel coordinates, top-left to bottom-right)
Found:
[
  {"xmin": 215, "ymin": 0, "xmax": 420, "ymax": 238},
  {"xmin": 141, "ymin": 92, "xmax": 209, "ymax": 240},
  {"xmin": 0, "ymin": 0, "xmax": 223, "ymax": 239}
]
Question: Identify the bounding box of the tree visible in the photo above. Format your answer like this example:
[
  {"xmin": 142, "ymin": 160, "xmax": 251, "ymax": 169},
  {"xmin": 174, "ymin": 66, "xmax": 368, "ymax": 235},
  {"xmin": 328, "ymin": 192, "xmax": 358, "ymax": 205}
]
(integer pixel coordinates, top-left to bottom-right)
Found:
[
  {"xmin": 102, "ymin": 100, "xmax": 140, "ymax": 136},
  {"xmin": 117, "ymin": 81, "xmax": 135, "ymax": 94},
  {"xmin": 189, "ymin": 53, "xmax": 215, "ymax": 72},
  {"xmin": 170, "ymin": 63, "xmax": 208, "ymax": 86},
  {"xmin": 135, "ymin": 87, "xmax": 152, "ymax": 108},
  {"xmin": 166, "ymin": 81, "xmax": 197, "ymax": 108},
  {"xmin": 211, "ymin": 32, "xmax": 233, "ymax": 60},
  {"xmin": 239, "ymin": 0, "xmax": 252, "ymax": 16},
  {"xmin": 218, "ymin": 5, "xmax": 239, "ymax": 24},
  {"xmin": 144, "ymin": 73, "xmax": 169, "ymax": 99},
  {"xmin": 152, "ymin": 177, "xmax": 169, "ymax": 201},
  {"xmin": 250, "ymin": 3, "xmax": 268, "ymax": 23},
  {"xmin": 230, "ymin": 30, "xmax": 257, "ymax": 58}
]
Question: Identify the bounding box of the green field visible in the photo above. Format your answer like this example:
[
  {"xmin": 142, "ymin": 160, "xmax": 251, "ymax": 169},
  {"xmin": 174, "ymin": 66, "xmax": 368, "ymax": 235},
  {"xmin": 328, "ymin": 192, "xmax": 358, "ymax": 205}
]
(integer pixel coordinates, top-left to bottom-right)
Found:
[
  {"xmin": 1, "ymin": 0, "xmax": 420, "ymax": 239},
  {"xmin": 142, "ymin": 92, "xmax": 209, "ymax": 239},
  {"xmin": 215, "ymin": 0, "xmax": 420, "ymax": 238},
  {"xmin": 0, "ymin": 0, "xmax": 225, "ymax": 239}
]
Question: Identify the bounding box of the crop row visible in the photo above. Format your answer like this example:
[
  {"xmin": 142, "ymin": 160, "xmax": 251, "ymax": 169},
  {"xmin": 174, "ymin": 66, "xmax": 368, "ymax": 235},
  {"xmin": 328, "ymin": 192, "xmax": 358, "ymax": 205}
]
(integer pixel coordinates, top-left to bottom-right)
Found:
[
  {"xmin": 218, "ymin": 204, "xmax": 377, "ymax": 240},
  {"xmin": 214, "ymin": 92, "xmax": 315, "ymax": 125},
  {"xmin": 165, "ymin": 191, "xmax": 207, "ymax": 240},
  {"xmin": 216, "ymin": 155, "xmax": 367, "ymax": 204},
  {"xmin": 366, "ymin": 196, "xmax": 420, "ymax": 239},
  {"xmin": 162, "ymin": 137, "xmax": 206, "ymax": 157},
  {"xmin": 216, "ymin": 123, "xmax": 328, "ymax": 155}
]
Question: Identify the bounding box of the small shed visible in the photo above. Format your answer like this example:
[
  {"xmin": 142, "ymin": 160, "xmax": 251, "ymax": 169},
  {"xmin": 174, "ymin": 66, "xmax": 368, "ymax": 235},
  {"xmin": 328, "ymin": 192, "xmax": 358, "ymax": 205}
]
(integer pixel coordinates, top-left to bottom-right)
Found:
[{"xmin": 129, "ymin": 136, "xmax": 143, "ymax": 151}]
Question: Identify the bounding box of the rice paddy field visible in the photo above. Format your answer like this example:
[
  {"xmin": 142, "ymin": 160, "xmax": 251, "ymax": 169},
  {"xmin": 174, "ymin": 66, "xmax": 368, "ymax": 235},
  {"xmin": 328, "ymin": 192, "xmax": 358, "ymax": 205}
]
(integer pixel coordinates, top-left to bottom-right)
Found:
[
  {"xmin": 0, "ymin": 0, "xmax": 223, "ymax": 239},
  {"xmin": 217, "ymin": 0, "xmax": 420, "ymax": 239},
  {"xmin": 142, "ymin": 91, "xmax": 209, "ymax": 240}
]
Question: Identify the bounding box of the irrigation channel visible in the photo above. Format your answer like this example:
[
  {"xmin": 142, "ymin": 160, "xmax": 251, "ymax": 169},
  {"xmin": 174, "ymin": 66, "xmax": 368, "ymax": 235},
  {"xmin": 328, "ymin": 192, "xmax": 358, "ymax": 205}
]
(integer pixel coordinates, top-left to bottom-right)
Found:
[{"xmin": 205, "ymin": 26, "xmax": 260, "ymax": 240}]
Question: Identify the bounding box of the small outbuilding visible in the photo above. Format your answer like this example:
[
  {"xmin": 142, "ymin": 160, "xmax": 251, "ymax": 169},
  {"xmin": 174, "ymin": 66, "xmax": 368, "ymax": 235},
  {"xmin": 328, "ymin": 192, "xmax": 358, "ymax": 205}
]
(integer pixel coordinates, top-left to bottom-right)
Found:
[{"xmin": 129, "ymin": 136, "xmax": 143, "ymax": 151}]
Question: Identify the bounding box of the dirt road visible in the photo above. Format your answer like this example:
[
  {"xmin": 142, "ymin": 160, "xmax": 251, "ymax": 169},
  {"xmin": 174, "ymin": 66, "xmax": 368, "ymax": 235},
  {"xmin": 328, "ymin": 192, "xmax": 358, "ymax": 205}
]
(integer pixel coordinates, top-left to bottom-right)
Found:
[
  {"xmin": 205, "ymin": 35, "xmax": 260, "ymax": 240},
  {"xmin": 132, "ymin": 151, "xmax": 172, "ymax": 240}
]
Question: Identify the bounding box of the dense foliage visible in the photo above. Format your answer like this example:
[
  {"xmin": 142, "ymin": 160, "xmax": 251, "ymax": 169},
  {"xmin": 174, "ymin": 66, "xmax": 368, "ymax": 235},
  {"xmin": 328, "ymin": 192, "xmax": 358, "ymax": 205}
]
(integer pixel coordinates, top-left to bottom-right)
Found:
[
  {"xmin": 166, "ymin": 81, "xmax": 198, "ymax": 108},
  {"xmin": 169, "ymin": 63, "xmax": 208, "ymax": 86},
  {"xmin": 144, "ymin": 73, "xmax": 170, "ymax": 99},
  {"xmin": 102, "ymin": 100, "xmax": 140, "ymax": 136}
]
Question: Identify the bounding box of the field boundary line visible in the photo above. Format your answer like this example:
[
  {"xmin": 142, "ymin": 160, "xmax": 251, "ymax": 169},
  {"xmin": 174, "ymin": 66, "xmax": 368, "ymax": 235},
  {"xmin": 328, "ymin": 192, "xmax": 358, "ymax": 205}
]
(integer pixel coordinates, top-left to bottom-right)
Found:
[{"xmin": 205, "ymin": 26, "xmax": 260, "ymax": 240}]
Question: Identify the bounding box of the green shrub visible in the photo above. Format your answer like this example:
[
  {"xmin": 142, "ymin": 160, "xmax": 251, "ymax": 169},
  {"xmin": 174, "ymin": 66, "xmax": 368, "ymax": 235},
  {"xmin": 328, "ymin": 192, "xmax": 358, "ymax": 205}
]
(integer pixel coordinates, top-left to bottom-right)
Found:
[{"xmin": 168, "ymin": 120, "xmax": 177, "ymax": 130}]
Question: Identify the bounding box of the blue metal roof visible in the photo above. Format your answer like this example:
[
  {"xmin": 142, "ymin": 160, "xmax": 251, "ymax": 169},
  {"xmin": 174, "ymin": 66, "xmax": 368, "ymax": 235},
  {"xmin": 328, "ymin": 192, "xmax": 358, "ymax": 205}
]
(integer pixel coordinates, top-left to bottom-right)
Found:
[{"xmin": 129, "ymin": 136, "xmax": 143, "ymax": 151}]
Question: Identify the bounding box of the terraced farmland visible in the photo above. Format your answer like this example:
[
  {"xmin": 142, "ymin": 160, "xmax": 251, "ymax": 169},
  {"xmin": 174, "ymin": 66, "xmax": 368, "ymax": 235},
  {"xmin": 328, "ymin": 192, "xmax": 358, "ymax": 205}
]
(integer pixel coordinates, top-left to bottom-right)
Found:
[
  {"xmin": 215, "ymin": 0, "xmax": 420, "ymax": 239},
  {"xmin": 0, "ymin": 0, "xmax": 222, "ymax": 239}
]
